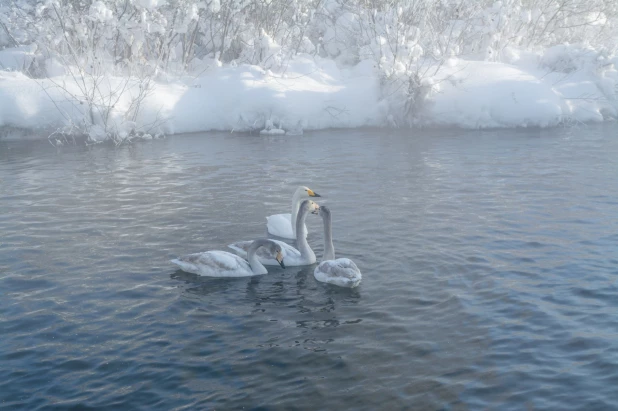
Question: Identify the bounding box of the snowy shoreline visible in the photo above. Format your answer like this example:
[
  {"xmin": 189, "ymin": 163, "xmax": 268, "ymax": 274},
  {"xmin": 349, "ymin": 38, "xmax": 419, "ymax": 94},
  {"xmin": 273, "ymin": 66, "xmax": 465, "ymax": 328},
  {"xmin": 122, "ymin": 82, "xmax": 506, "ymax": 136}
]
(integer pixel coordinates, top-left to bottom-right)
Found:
[
  {"xmin": 0, "ymin": 48, "xmax": 617, "ymax": 142},
  {"xmin": 2, "ymin": 0, "xmax": 618, "ymax": 142}
]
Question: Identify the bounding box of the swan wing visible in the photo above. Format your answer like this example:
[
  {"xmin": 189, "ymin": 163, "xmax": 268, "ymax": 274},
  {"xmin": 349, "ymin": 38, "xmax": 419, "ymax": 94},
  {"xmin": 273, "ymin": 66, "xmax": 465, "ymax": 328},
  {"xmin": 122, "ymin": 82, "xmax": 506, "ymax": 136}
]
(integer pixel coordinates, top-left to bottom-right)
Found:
[
  {"xmin": 227, "ymin": 241, "xmax": 252, "ymax": 258},
  {"xmin": 171, "ymin": 250, "xmax": 256, "ymax": 277}
]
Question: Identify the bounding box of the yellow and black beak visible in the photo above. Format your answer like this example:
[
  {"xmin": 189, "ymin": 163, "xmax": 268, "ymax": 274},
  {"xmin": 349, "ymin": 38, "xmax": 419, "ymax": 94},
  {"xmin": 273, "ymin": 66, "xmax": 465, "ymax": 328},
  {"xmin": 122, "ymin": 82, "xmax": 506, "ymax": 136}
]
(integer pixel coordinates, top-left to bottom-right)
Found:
[
  {"xmin": 276, "ymin": 252, "xmax": 285, "ymax": 269},
  {"xmin": 307, "ymin": 189, "xmax": 321, "ymax": 197}
]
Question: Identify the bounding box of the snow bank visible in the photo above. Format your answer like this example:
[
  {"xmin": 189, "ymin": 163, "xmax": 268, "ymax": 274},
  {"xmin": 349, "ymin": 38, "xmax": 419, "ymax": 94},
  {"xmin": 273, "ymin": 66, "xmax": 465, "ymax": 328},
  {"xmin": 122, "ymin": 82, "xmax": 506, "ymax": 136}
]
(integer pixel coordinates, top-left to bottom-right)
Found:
[
  {"xmin": 0, "ymin": 50, "xmax": 616, "ymax": 141},
  {"xmin": 150, "ymin": 57, "xmax": 381, "ymax": 134},
  {"xmin": 426, "ymin": 60, "xmax": 565, "ymax": 128},
  {"xmin": 0, "ymin": 55, "xmax": 382, "ymax": 139},
  {"xmin": 0, "ymin": 70, "xmax": 152, "ymax": 140}
]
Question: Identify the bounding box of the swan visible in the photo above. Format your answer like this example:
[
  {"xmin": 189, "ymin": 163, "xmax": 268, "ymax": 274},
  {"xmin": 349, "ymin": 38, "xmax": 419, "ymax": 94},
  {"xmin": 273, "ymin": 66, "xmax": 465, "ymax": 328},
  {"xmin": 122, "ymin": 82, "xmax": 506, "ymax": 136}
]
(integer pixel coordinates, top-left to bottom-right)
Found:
[
  {"xmin": 229, "ymin": 200, "xmax": 320, "ymax": 266},
  {"xmin": 266, "ymin": 186, "xmax": 321, "ymax": 239},
  {"xmin": 171, "ymin": 239, "xmax": 285, "ymax": 277},
  {"xmin": 313, "ymin": 206, "xmax": 362, "ymax": 288}
]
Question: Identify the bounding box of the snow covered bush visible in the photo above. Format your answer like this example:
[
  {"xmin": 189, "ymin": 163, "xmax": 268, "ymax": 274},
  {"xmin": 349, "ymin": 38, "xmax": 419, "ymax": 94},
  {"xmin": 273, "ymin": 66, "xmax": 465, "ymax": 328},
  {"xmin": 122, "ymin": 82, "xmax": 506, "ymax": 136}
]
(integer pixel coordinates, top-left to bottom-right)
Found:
[{"xmin": 3, "ymin": 0, "xmax": 617, "ymax": 73}]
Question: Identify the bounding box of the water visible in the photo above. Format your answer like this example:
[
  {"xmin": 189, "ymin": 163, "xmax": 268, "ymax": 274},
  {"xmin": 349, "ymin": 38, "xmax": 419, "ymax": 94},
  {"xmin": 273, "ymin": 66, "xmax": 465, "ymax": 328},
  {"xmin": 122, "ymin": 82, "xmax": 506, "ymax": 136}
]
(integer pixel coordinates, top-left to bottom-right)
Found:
[{"xmin": 1, "ymin": 125, "xmax": 617, "ymax": 410}]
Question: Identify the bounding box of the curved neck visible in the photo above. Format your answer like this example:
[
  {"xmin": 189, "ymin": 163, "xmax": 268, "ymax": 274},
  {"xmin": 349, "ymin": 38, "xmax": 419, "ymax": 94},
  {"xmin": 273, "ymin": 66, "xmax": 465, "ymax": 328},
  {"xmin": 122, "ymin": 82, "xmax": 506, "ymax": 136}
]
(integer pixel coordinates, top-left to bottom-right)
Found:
[
  {"xmin": 290, "ymin": 188, "xmax": 305, "ymax": 237},
  {"xmin": 296, "ymin": 207, "xmax": 315, "ymax": 262},
  {"xmin": 322, "ymin": 214, "xmax": 335, "ymax": 261},
  {"xmin": 247, "ymin": 240, "xmax": 268, "ymax": 274}
]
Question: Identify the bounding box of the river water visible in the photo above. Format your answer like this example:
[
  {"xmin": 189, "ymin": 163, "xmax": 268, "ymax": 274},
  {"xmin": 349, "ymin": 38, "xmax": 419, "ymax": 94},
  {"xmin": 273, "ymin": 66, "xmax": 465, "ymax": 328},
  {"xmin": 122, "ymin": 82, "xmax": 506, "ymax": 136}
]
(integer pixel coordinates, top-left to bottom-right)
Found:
[{"xmin": 1, "ymin": 126, "xmax": 617, "ymax": 410}]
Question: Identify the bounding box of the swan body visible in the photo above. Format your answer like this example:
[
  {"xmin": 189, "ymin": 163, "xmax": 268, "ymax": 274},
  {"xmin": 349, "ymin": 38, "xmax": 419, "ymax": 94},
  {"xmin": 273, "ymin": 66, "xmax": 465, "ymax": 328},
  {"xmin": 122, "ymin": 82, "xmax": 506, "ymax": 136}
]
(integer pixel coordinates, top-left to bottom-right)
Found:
[
  {"xmin": 171, "ymin": 251, "xmax": 259, "ymax": 277},
  {"xmin": 266, "ymin": 186, "xmax": 320, "ymax": 239},
  {"xmin": 231, "ymin": 200, "xmax": 320, "ymax": 266},
  {"xmin": 313, "ymin": 206, "xmax": 362, "ymax": 287},
  {"xmin": 171, "ymin": 239, "xmax": 284, "ymax": 277},
  {"xmin": 265, "ymin": 214, "xmax": 298, "ymax": 239},
  {"xmin": 314, "ymin": 258, "xmax": 362, "ymax": 288}
]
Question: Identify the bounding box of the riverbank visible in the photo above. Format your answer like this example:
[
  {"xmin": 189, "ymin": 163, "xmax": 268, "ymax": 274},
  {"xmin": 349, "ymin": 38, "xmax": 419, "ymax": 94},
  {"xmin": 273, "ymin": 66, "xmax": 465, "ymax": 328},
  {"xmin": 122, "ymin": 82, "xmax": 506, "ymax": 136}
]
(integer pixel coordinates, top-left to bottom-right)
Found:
[{"xmin": 0, "ymin": 46, "xmax": 616, "ymax": 142}]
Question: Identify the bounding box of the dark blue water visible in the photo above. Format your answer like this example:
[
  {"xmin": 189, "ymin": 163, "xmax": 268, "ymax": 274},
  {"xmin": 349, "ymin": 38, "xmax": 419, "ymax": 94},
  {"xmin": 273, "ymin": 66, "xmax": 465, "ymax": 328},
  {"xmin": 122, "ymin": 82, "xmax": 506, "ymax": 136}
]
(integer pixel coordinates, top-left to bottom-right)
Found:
[{"xmin": 1, "ymin": 125, "xmax": 617, "ymax": 410}]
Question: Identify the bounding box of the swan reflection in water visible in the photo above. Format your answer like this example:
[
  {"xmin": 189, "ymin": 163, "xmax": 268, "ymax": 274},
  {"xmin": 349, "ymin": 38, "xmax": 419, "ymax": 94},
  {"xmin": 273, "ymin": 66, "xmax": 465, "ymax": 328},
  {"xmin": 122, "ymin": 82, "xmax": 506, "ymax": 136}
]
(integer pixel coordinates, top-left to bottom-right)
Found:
[{"xmin": 169, "ymin": 264, "xmax": 362, "ymax": 354}]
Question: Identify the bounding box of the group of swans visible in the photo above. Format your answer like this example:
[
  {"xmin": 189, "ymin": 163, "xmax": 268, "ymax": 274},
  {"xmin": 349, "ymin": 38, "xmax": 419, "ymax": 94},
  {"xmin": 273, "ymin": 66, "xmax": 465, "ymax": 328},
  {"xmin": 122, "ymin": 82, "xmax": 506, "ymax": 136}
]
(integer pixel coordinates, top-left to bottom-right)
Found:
[{"xmin": 171, "ymin": 186, "xmax": 361, "ymax": 287}]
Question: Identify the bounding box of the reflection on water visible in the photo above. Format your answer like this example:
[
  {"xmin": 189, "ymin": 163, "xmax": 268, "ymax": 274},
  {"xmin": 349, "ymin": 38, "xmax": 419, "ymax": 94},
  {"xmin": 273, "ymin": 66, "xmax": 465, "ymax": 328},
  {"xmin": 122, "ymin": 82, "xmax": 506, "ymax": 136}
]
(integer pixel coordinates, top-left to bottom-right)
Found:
[{"xmin": 1, "ymin": 125, "xmax": 618, "ymax": 409}]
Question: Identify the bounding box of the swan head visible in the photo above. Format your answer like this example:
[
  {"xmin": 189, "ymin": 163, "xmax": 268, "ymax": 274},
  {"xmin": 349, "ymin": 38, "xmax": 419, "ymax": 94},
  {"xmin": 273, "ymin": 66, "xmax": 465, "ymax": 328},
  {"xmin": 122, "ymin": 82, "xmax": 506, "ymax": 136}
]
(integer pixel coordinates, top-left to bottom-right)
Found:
[
  {"xmin": 297, "ymin": 186, "xmax": 321, "ymax": 198},
  {"xmin": 318, "ymin": 205, "xmax": 331, "ymax": 219},
  {"xmin": 252, "ymin": 239, "xmax": 286, "ymax": 268},
  {"xmin": 299, "ymin": 199, "xmax": 320, "ymax": 216},
  {"xmin": 268, "ymin": 241, "xmax": 286, "ymax": 269},
  {"xmin": 275, "ymin": 248, "xmax": 285, "ymax": 269}
]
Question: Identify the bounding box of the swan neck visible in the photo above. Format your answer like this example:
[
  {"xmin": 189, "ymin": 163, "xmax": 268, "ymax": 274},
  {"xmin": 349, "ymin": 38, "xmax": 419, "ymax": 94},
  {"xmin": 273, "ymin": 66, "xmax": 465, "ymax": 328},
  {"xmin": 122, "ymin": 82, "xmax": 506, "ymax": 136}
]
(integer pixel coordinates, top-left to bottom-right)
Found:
[
  {"xmin": 290, "ymin": 189, "xmax": 304, "ymax": 237},
  {"xmin": 247, "ymin": 240, "xmax": 268, "ymax": 274},
  {"xmin": 296, "ymin": 207, "xmax": 315, "ymax": 262},
  {"xmin": 322, "ymin": 214, "xmax": 335, "ymax": 261}
]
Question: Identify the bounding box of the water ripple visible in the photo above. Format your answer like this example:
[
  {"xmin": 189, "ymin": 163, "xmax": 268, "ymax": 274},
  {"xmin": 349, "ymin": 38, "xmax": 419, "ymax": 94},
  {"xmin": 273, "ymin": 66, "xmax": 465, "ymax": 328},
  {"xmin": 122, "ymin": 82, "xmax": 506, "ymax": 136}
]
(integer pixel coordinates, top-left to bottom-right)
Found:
[{"xmin": 1, "ymin": 126, "xmax": 618, "ymax": 409}]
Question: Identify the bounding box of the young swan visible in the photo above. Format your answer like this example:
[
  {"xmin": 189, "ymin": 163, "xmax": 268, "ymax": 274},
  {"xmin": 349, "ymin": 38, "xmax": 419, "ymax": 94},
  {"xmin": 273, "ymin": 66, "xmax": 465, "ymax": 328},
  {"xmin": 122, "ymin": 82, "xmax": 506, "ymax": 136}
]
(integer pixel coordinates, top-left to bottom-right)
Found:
[
  {"xmin": 266, "ymin": 186, "xmax": 321, "ymax": 239},
  {"xmin": 313, "ymin": 206, "xmax": 362, "ymax": 288},
  {"xmin": 171, "ymin": 239, "xmax": 285, "ymax": 277},
  {"xmin": 229, "ymin": 200, "xmax": 320, "ymax": 266}
]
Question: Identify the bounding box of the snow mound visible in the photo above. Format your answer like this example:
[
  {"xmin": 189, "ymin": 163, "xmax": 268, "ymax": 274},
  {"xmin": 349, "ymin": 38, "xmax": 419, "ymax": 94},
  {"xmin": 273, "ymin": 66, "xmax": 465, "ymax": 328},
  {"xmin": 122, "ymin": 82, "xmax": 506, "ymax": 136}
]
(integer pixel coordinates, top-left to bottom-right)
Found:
[
  {"xmin": 260, "ymin": 128, "xmax": 285, "ymax": 135},
  {"xmin": 427, "ymin": 61, "xmax": 564, "ymax": 128},
  {"xmin": 154, "ymin": 57, "xmax": 382, "ymax": 134}
]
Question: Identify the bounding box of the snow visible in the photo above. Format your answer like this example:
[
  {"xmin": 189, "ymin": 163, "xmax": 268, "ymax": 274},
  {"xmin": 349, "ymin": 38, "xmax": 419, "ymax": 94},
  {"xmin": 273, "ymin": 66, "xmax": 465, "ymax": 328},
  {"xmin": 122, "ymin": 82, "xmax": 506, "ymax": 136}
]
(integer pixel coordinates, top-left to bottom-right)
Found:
[
  {"xmin": 89, "ymin": 1, "xmax": 114, "ymax": 22},
  {"xmin": 260, "ymin": 128, "xmax": 286, "ymax": 135},
  {"xmin": 150, "ymin": 59, "xmax": 382, "ymax": 134},
  {"xmin": 427, "ymin": 60, "xmax": 565, "ymax": 128},
  {"xmin": 0, "ymin": 45, "xmax": 37, "ymax": 72},
  {"xmin": 0, "ymin": 47, "xmax": 616, "ymax": 141},
  {"xmin": 136, "ymin": 0, "xmax": 164, "ymax": 10},
  {"xmin": 0, "ymin": 54, "xmax": 382, "ymax": 139}
]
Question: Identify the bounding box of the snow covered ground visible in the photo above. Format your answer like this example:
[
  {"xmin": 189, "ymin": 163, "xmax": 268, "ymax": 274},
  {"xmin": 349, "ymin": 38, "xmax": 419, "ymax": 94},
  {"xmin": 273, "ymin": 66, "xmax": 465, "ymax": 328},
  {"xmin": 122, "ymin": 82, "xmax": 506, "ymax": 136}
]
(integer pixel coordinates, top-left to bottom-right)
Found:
[
  {"xmin": 0, "ymin": 46, "xmax": 616, "ymax": 141},
  {"xmin": 426, "ymin": 57, "xmax": 617, "ymax": 129}
]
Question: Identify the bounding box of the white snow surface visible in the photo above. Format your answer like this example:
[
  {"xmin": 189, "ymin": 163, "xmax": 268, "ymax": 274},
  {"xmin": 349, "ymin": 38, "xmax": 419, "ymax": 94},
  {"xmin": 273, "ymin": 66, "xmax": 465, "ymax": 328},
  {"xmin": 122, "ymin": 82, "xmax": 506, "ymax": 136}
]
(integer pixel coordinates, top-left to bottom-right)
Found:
[
  {"xmin": 0, "ymin": 50, "xmax": 616, "ymax": 141},
  {"xmin": 0, "ymin": 45, "xmax": 38, "ymax": 72},
  {"xmin": 427, "ymin": 60, "xmax": 566, "ymax": 128}
]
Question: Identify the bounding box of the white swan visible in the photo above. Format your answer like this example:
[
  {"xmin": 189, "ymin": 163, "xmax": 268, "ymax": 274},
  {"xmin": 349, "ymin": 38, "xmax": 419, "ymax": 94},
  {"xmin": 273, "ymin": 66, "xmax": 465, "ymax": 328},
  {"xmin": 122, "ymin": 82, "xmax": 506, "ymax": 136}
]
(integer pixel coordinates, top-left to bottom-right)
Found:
[
  {"xmin": 313, "ymin": 206, "xmax": 362, "ymax": 288},
  {"xmin": 266, "ymin": 186, "xmax": 321, "ymax": 239},
  {"xmin": 229, "ymin": 200, "xmax": 320, "ymax": 266},
  {"xmin": 171, "ymin": 239, "xmax": 285, "ymax": 277}
]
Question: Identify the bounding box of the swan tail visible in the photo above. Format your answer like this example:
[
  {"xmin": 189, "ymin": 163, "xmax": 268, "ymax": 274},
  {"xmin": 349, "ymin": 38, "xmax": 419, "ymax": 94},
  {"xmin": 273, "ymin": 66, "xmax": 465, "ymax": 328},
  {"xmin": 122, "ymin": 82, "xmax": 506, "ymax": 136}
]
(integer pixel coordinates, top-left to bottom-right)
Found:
[{"xmin": 170, "ymin": 258, "xmax": 198, "ymax": 274}]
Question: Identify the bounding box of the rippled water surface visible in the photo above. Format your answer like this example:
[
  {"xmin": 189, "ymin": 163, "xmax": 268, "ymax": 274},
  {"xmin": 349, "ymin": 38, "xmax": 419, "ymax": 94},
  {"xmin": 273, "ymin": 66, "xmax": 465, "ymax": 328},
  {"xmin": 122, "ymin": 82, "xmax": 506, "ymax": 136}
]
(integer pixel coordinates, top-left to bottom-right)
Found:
[{"xmin": 1, "ymin": 126, "xmax": 618, "ymax": 410}]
